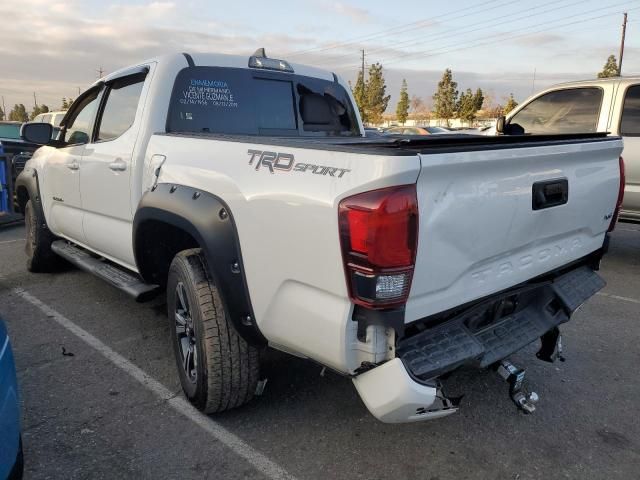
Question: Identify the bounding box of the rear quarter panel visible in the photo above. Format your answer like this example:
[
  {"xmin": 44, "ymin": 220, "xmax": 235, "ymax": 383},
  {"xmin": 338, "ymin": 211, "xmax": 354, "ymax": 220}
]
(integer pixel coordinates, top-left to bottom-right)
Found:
[{"xmin": 146, "ymin": 135, "xmax": 420, "ymax": 371}]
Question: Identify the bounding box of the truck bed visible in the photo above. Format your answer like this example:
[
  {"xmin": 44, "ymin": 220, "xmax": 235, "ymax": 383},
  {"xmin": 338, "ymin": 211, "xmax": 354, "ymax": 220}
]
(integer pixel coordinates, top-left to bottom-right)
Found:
[{"xmin": 159, "ymin": 131, "xmax": 614, "ymax": 155}]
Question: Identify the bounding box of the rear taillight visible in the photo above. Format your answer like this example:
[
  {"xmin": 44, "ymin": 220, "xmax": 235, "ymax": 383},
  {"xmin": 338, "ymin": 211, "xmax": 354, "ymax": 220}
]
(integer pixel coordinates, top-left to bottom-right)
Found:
[
  {"xmin": 608, "ymin": 156, "xmax": 625, "ymax": 232},
  {"xmin": 339, "ymin": 184, "xmax": 418, "ymax": 308}
]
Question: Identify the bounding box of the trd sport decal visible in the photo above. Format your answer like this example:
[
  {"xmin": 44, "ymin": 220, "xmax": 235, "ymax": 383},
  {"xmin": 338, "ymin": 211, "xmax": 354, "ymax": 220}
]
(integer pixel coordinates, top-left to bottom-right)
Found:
[{"xmin": 247, "ymin": 149, "xmax": 350, "ymax": 178}]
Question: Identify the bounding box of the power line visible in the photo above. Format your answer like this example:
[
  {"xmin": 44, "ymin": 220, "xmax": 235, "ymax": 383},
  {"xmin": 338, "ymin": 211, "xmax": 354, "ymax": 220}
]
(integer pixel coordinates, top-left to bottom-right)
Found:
[
  {"xmin": 315, "ymin": 0, "xmax": 581, "ymax": 66},
  {"xmin": 286, "ymin": 0, "xmax": 506, "ymax": 57},
  {"xmin": 342, "ymin": 2, "xmax": 639, "ymax": 69}
]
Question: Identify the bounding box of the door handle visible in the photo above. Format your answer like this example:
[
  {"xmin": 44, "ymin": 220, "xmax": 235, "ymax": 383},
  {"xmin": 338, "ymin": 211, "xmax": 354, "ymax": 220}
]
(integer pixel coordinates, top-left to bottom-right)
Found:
[
  {"xmin": 532, "ymin": 179, "xmax": 568, "ymax": 210},
  {"xmin": 109, "ymin": 159, "xmax": 127, "ymax": 172},
  {"xmin": 66, "ymin": 160, "xmax": 79, "ymax": 171}
]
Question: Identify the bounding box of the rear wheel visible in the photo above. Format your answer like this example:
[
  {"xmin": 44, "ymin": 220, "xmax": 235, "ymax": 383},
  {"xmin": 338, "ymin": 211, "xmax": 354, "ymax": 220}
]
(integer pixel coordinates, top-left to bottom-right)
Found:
[
  {"xmin": 167, "ymin": 248, "xmax": 261, "ymax": 413},
  {"xmin": 24, "ymin": 199, "xmax": 60, "ymax": 273}
]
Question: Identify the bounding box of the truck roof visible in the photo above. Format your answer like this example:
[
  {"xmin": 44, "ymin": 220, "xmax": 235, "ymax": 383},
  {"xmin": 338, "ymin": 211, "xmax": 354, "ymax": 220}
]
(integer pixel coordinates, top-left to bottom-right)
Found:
[
  {"xmin": 550, "ymin": 75, "xmax": 640, "ymax": 88},
  {"xmin": 97, "ymin": 51, "xmax": 336, "ymax": 85}
]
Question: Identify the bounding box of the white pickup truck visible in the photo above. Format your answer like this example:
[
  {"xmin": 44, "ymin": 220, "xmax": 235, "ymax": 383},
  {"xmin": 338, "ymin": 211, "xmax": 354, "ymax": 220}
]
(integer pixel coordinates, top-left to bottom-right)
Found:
[
  {"xmin": 498, "ymin": 76, "xmax": 639, "ymax": 222},
  {"xmin": 17, "ymin": 51, "xmax": 624, "ymax": 423}
]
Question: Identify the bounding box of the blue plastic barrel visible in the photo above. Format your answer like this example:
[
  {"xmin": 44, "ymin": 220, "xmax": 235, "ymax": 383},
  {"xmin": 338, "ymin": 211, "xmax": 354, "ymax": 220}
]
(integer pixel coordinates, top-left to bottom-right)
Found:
[{"xmin": 0, "ymin": 148, "xmax": 8, "ymax": 213}]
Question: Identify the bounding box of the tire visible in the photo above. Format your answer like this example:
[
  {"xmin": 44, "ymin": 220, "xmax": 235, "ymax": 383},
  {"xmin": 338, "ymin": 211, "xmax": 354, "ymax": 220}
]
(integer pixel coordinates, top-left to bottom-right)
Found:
[
  {"xmin": 167, "ymin": 248, "xmax": 260, "ymax": 413},
  {"xmin": 24, "ymin": 199, "xmax": 59, "ymax": 273}
]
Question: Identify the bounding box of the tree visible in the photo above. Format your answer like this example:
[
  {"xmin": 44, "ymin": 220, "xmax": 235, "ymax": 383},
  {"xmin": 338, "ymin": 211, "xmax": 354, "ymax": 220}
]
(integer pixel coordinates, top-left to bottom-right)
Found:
[
  {"xmin": 503, "ymin": 93, "xmax": 518, "ymax": 114},
  {"xmin": 597, "ymin": 55, "xmax": 619, "ymax": 78},
  {"xmin": 457, "ymin": 88, "xmax": 475, "ymax": 125},
  {"xmin": 410, "ymin": 95, "xmax": 424, "ymax": 113},
  {"xmin": 30, "ymin": 104, "xmax": 50, "ymax": 120},
  {"xmin": 365, "ymin": 63, "xmax": 390, "ymax": 125},
  {"xmin": 8, "ymin": 104, "xmax": 28, "ymax": 122},
  {"xmin": 396, "ymin": 79, "xmax": 410, "ymax": 125},
  {"xmin": 0, "ymin": 106, "xmax": 4, "ymax": 121},
  {"xmin": 432, "ymin": 68, "xmax": 458, "ymax": 126},
  {"xmin": 351, "ymin": 71, "xmax": 368, "ymax": 123},
  {"xmin": 473, "ymin": 88, "xmax": 484, "ymax": 113},
  {"xmin": 457, "ymin": 87, "xmax": 485, "ymax": 126}
]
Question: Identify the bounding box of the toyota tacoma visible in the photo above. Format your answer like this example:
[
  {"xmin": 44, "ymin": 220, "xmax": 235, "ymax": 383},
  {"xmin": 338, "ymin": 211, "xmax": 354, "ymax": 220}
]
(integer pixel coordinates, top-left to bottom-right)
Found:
[{"xmin": 16, "ymin": 51, "xmax": 624, "ymax": 422}]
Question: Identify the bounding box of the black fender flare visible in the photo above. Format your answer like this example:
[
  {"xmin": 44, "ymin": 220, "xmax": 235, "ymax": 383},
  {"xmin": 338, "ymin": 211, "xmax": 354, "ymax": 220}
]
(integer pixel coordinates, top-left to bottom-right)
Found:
[
  {"xmin": 15, "ymin": 167, "xmax": 45, "ymax": 220},
  {"xmin": 133, "ymin": 183, "xmax": 266, "ymax": 346}
]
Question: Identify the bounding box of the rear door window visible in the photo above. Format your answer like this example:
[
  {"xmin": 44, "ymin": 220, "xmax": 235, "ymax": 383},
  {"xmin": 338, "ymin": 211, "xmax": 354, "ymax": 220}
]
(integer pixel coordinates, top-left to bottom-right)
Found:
[
  {"xmin": 509, "ymin": 87, "xmax": 603, "ymax": 134},
  {"xmin": 620, "ymin": 84, "xmax": 640, "ymax": 136},
  {"xmin": 97, "ymin": 73, "xmax": 146, "ymax": 141},
  {"xmin": 167, "ymin": 66, "xmax": 358, "ymax": 137}
]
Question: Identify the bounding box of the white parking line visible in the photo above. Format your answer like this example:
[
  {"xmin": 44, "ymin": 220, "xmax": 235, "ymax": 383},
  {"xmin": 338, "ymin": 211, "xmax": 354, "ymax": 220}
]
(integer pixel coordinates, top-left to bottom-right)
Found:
[
  {"xmin": 12, "ymin": 287, "xmax": 297, "ymax": 480},
  {"xmin": 0, "ymin": 239, "xmax": 22, "ymax": 245},
  {"xmin": 596, "ymin": 291, "xmax": 640, "ymax": 305}
]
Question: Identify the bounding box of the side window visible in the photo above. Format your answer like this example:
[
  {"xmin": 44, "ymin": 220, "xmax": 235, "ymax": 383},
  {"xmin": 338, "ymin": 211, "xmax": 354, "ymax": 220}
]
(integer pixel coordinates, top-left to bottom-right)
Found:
[
  {"xmin": 509, "ymin": 88, "xmax": 603, "ymax": 134},
  {"xmin": 97, "ymin": 73, "xmax": 146, "ymax": 141},
  {"xmin": 64, "ymin": 90, "xmax": 101, "ymax": 145},
  {"xmin": 620, "ymin": 84, "xmax": 640, "ymax": 136},
  {"xmin": 41, "ymin": 114, "xmax": 51, "ymax": 124}
]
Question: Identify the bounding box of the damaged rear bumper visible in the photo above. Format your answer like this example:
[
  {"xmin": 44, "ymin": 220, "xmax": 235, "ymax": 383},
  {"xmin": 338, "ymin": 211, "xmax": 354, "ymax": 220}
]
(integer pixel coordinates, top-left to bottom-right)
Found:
[
  {"xmin": 353, "ymin": 265, "xmax": 604, "ymax": 423},
  {"xmin": 353, "ymin": 358, "xmax": 459, "ymax": 423}
]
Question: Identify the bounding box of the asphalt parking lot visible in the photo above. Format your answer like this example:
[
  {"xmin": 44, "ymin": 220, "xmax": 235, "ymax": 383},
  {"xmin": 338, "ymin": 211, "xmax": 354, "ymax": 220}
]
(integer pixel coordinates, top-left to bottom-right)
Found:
[{"xmin": 1, "ymin": 223, "xmax": 639, "ymax": 480}]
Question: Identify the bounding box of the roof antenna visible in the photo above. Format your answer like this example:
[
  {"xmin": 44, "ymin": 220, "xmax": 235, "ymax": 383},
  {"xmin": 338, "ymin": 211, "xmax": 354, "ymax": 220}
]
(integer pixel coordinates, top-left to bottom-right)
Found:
[{"xmin": 252, "ymin": 48, "xmax": 267, "ymax": 58}]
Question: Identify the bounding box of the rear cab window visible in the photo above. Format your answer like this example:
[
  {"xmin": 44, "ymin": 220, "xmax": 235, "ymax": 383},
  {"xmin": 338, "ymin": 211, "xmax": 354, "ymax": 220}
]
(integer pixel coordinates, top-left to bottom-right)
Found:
[
  {"xmin": 166, "ymin": 66, "xmax": 359, "ymax": 137},
  {"xmin": 509, "ymin": 87, "xmax": 603, "ymax": 134}
]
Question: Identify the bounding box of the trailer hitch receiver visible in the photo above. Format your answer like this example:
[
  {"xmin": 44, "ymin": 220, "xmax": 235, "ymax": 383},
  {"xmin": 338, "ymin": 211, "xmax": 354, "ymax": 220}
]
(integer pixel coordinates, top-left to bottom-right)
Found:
[{"xmin": 495, "ymin": 359, "xmax": 539, "ymax": 414}]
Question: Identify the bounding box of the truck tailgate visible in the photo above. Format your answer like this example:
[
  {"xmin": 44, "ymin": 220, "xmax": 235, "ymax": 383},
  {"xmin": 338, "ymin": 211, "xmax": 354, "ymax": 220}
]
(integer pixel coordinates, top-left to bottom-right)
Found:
[{"xmin": 405, "ymin": 137, "xmax": 623, "ymax": 323}]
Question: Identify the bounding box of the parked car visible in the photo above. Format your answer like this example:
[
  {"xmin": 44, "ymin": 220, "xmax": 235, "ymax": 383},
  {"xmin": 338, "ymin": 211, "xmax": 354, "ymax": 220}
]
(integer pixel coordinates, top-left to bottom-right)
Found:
[
  {"xmin": 17, "ymin": 51, "xmax": 622, "ymax": 423},
  {"xmin": 0, "ymin": 317, "xmax": 23, "ymax": 479},
  {"xmin": 499, "ymin": 77, "xmax": 640, "ymax": 223},
  {"xmin": 385, "ymin": 126, "xmax": 450, "ymax": 135},
  {"xmin": 0, "ymin": 122, "xmax": 39, "ymax": 181},
  {"xmin": 364, "ymin": 127, "xmax": 384, "ymax": 137},
  {"xmin": 32, "ymin": 111, "xmax": 66, "ymax": 127}
]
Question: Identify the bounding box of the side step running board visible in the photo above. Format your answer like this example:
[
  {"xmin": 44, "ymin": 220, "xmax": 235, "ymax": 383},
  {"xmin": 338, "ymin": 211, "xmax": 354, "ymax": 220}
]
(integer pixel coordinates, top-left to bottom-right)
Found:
[{"xmin": 51, "ymin": 240, "xmax": 160, "ymax": 302}]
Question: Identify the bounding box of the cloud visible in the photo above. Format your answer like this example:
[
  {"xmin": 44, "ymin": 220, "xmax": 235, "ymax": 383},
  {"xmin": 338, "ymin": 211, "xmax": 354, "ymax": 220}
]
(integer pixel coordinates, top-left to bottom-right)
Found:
[
  {"xmin": 327, "ymin": 2, "xmax": 372, "ymax": 24},
  {"xmin": 515, "ymin": 33, "xmax": 566, "ymax": 47},
  {"xmin": 0, "ymin": 0, "xmax": 318, "ymax": 107}
]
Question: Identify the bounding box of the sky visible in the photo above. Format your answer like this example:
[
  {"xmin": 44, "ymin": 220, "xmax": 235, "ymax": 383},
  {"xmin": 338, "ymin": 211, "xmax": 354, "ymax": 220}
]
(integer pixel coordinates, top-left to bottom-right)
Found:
[{"xmin": 1, "ymin": 0, "xmax": 639, "ymax": 114}]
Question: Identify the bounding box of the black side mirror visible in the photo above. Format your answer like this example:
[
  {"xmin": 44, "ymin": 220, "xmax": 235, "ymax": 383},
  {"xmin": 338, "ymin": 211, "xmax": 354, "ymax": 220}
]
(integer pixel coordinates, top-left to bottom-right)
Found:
[
  {"xmin": 496, "ymin": 116, "xmax": 505, "ymax": 134},
  {"xmin": 21, "ymin": 122, "xmax": 53, "ymax": 145}
]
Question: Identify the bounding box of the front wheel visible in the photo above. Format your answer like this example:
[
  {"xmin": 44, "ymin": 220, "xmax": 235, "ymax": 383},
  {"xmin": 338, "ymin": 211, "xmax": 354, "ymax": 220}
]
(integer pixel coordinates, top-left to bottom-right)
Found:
[
  {"xmin": 24, "ymin": 199, "xmax": 60, "ymax": 273},
  {"xmin": 167, "ymin": 249, "xmax": 261, "ymax": 413}
]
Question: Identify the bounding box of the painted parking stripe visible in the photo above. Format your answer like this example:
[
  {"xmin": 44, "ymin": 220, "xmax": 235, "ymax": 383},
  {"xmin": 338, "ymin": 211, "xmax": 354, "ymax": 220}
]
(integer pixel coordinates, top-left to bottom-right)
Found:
[
  {"xmin": 596, "ymin": 291, "xmax": 640, "ymax": 305},
  {"xmin": 12, "ymin": 287, "xmax": 297, "ymax": 480},
  {"xmin": 0, "ymin": 239, "xmax": 22, "ymax": 245}
]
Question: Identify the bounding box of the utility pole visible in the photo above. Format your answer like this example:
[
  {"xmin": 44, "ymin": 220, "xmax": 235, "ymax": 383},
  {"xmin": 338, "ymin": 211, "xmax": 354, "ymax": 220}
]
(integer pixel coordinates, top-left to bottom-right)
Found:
[
  {"xmin": 33, "ymin": 92, "xmax": 38, "ymax": 109},
  {"xmin": 361, "ymin": 49, "xmax": 365, "ymax": 81},
  {"xmin": 618, "ymin": 12, "xmax": 627, "ymax": 76},
  {"xmin": 1, "ymin": 96, "xmax": 6, "ymax": 120},
  {"xmin": 97, "ymin": 66, "xmax": 104, "ymax": 79}
]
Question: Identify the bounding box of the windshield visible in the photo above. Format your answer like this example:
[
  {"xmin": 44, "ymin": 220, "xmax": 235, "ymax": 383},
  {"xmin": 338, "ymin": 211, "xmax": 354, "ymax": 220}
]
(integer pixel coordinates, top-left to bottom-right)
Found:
[
  {"xmin": 0, "ymin": 123, "xmax": 22, "ymax": 140},
  {"xmin": 167, "ymin": 66, "xmax": 360, "ymax": 137}
]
